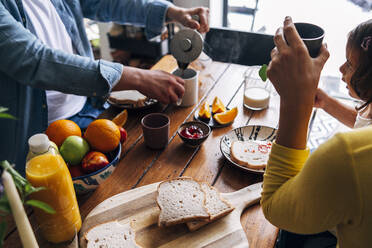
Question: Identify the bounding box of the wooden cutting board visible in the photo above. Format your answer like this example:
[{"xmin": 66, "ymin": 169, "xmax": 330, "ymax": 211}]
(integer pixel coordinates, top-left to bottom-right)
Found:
[{"xmin": 79, "ymin": 182, "xmax": 262, "ymax": 248}]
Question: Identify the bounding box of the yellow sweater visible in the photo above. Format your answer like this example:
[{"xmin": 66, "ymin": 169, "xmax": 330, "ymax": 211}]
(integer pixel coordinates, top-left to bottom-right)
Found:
[{"xmin": 261, "ymin": 127, "xmax": 372, "ymax": 248}]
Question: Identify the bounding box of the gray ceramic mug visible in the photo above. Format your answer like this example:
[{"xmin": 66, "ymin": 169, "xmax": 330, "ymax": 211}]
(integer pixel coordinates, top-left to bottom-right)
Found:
[
  {"xmin": 294, "ymin": 23, "xmax": 325, "ymax": 58},
  {"xmin": 141, "ymin": 113, "xmax": 170, "ymax": 149}
]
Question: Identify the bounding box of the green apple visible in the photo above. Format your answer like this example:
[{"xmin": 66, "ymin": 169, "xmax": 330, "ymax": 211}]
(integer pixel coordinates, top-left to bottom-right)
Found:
[{"xmin": 60, "ymin": 136, "xmax": 90, "ymax": 166}]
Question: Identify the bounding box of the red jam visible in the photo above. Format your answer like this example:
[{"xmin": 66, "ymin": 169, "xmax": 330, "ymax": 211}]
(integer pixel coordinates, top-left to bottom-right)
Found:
[{"xmin": 180, "ymin": 125, "xmax": 204, "ymax": 139}]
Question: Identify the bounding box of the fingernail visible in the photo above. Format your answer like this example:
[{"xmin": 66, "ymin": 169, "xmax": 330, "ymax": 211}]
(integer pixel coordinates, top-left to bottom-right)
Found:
[{"xmin": 275, "ymin": 27, "xmax": 283, "ymax": 35}]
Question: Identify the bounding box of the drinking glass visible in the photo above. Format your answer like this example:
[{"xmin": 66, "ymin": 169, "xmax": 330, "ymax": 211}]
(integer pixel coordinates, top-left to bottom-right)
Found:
[{"xmin": 243, "ymin": 67, "xmax": 272, "ymax": 110}]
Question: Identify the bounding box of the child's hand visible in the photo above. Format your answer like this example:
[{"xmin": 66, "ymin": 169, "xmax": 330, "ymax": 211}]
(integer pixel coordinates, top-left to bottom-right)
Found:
[{"xmin": 314, "ymin": 88, "xmax": 329, "ymax": 109}]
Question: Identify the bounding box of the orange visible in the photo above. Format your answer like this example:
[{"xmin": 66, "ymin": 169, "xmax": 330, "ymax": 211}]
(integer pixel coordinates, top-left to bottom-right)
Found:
[
  {"xmin": 112, "ymin": 109, "xmax": 128, "ymax": 127},
  {"xmin": 84, "ymin": 119, "xmax": 120, "ymax": 153},
  {"xmin": 198, "ymin": 101, "xmax": 211, "ymax": 119},
  {"xmin": 213, "ymin": 107, "xmax": 238, "ymax": 124},
  {"xmin": 45, "ymin": 120, "xmax": 81, "ymax": 147},
  {"xmin": 212, "ymin": 96, "xmax": 226, "ymax": 114}
]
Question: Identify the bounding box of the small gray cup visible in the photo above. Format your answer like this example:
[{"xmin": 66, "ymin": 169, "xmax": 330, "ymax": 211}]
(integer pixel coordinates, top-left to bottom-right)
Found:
[
  {"xmin": 141, "ymin": 113, "xmax": 170, "ymax": 149},
  {"xmin": 294, "ymin": 23, "xmax": 325, "ymax": 58}
]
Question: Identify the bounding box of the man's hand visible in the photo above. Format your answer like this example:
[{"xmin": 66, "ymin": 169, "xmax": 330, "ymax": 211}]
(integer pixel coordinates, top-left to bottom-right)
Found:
[
  {"xmin": 113, "ymin": 67, "xmax": 185, "ymax": 105},
  {"xmin": 166, "ymin": 6, "xmax": 209, "ymax": 33}
]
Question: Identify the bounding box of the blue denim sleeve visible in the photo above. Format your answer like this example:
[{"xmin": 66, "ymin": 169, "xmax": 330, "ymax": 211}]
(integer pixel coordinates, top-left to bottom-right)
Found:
[
  {"xmin": 80, "ymin": 0, "xmax": 173, "ymax": 39},
  {"xmin": 0, "ymin": 3, "xmax": 123, "ymax": 97}
]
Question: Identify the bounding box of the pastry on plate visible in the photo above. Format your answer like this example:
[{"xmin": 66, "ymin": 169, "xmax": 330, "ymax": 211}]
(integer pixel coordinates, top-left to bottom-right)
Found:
[
  {"xmin": 109, "ymin": 90, "xmax": 147, "ymax": 107},
  {"xmin": 230, "ymin": 140, "xmax": 272, "ymax": 170}
]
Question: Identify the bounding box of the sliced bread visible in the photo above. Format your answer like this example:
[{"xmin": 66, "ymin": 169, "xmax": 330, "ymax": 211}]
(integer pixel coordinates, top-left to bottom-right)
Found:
[
  {"xmin": 186, "ymin": 182, "xmax": 234, "ymax": 231},
  {"xmin": 156, "ymin": 177, "xmax": 210, "ymax": 227},
  {"xmin": 109, "ymin": 90, "xmax": 147, "ymax": 107},
  {"xmin": 230, "ymin": 140, "xmax": 272, "ymax": 170},
  {"xmin": 84, "ymin": 221, "xmax": 141, "ymax": 248}
]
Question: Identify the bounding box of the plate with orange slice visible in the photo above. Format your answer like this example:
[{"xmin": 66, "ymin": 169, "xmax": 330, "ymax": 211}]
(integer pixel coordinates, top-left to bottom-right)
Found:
[{"xmin": 194, "ymin": 97, "xmax": 238, "ymax": 128}]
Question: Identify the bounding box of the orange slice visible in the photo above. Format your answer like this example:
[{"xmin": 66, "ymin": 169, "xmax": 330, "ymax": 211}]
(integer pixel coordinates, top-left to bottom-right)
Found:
[
  {"xmin": 112, "ymin": 109, "xmax": 128, "ymax": 127},
  {"xmin": 198, "ymin": 101, "xmax": 211, "ymax": 119},
  {"xmin": 213, "ymin": 107, "xmax": 238, "ymax": 124},
  {"xmin": 212, "ymin": 96, "xmax": 226, "ymax": 114}
]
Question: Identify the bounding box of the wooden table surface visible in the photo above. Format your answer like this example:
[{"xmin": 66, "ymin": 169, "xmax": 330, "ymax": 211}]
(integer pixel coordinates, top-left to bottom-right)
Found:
[{"xmin": 4, "ymin": 55, "xmax": 280, "ymax": 248}]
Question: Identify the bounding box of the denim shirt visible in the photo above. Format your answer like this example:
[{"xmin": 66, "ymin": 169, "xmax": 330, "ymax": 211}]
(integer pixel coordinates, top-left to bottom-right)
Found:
[{"xmin": 0, "ymin": 0, "xmax": 172, "ymax": 175}]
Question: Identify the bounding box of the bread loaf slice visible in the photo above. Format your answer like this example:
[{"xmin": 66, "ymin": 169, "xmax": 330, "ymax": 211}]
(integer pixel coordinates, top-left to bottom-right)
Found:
[
  {"xmin": 156, "ymin": 178, "xmax": 210, "ymax": 227},
  {"xmin": 109, "ymin": 90, "xmax": 147, "ymax": 107},
  {"xmin": 230, "ymin": 140, "xmax": 272, "ymax": 170},
  {"xmin": 186, "ymin": 182, "xmax": 234, "ymax": 231},
  {"xmin": 84, "ymin": 221, "xmax": 141, "ymax": 248}
]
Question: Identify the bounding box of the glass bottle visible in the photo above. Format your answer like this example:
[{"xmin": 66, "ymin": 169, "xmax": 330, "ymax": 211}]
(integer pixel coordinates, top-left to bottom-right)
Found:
[{"xmin": 26, "ymin": 134, "xmax": 81, "ymax": 243}]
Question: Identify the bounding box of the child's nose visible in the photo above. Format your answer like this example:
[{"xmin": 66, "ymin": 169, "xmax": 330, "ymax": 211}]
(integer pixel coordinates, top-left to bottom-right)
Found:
[{"xmin": 339, "ymin": 63, "xmax": 346, "ymax": 74}]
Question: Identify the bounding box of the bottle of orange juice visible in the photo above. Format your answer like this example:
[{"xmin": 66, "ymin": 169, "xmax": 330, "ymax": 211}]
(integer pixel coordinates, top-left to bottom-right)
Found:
[{"xmin": 26, "ymin": 133, "xmax": 81, "ymax": 243}]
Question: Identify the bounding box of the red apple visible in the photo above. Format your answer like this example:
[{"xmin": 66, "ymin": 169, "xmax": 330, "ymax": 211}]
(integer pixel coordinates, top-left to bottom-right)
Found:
[
  {"xmin": 119, "ymin": 127, "xmax": 128, "ymax": 143},
  {"xmin": 81, "ymin": 151, "xmax": 109, "ymax": 173},
  {"xmin": 69, "ymin": 165, "xmax": 84, "ymax": 178}
]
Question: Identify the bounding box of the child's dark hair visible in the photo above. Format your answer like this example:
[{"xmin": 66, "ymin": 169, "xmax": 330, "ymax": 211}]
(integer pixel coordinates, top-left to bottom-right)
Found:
[{"xmin": 348, "ymin": 19, "xmax": 372, "ymax": 110}]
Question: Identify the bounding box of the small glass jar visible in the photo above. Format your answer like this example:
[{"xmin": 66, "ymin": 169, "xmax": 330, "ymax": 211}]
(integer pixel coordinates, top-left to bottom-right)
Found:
[{"xmin": 243, "ymin": 67, "xmax": 272, "ymax": 110}]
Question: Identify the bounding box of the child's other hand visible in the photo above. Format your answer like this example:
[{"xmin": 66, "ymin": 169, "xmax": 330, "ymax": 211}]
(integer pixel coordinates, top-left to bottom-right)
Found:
[{"xmin": 314, "ymin": 88, "xmax": 329, "ymax": 109}]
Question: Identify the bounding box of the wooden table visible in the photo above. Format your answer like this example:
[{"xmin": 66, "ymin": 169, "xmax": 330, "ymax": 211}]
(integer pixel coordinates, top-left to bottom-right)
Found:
[{"xmin": 4, "ymin": 55, "xmax": 279, "ymax": 247}]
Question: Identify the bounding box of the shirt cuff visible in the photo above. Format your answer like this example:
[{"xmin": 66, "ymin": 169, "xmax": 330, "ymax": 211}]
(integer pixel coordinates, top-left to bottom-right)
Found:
[
  {"xmin": 145, "ymin": 0, "xmax": 173, "ymax": 39},
  {"xmin": 99, "ymin": 59, "xmax": 123, "ymax": 100},
  {"xmin": 267, "ymin": 142, "xmax": 310, "ymax": 175},
  {"xmin": 272, "ymin": 142, "xmax": 310, "ymax": 161}
]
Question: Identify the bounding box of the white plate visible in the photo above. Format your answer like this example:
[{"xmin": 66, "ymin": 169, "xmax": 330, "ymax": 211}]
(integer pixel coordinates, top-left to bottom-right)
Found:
[{"xmin": 220, "ymin": 125, "xmax": 277, "ymax": 174}]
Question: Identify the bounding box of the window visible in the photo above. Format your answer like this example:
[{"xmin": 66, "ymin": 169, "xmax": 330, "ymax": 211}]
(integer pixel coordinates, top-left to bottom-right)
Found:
[{"xmin": 222, "ymin": 0, "xmax": 259, "ymax": 31}]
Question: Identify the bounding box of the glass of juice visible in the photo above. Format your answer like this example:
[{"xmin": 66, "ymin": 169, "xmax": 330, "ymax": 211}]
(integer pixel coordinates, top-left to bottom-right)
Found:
[{"xmin": 243, "ymin": 67, "xmax": 272, "ymax": 110}]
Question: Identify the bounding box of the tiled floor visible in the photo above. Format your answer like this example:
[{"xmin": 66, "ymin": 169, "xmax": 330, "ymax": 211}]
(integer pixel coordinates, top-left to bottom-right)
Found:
[{"xmin": 308, "ymin": 108, "xmax": 352, "ymax": 151}]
